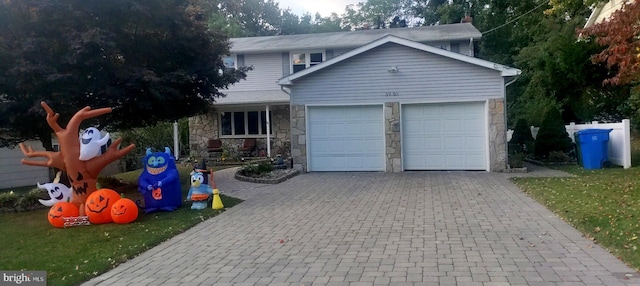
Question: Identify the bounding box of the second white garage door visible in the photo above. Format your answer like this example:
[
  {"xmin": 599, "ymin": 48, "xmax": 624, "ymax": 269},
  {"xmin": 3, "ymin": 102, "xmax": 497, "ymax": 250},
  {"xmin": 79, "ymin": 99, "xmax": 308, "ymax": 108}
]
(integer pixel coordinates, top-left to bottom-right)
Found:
[
  {"xmin": 307, "ymin": 105, "xmax": 384, "ymax": 171},
  {"xmin": 402, "ymin": 102, "xmax": 486, "ymax": 170}
]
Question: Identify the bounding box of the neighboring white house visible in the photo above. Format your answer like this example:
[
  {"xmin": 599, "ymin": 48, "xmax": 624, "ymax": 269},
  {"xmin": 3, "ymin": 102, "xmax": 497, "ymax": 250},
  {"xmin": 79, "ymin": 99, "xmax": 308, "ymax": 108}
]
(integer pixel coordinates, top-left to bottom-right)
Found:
[
  {"xmin": 189, "ymin": 23, "xmax": 521, "ymax": 172},
  {"xmin": 584, "ymin": 0, "xmax": 635, "ymax": 28},
  {"xmin": 0, "ymin": 141, "xmax": 50, "ymax": 189}
]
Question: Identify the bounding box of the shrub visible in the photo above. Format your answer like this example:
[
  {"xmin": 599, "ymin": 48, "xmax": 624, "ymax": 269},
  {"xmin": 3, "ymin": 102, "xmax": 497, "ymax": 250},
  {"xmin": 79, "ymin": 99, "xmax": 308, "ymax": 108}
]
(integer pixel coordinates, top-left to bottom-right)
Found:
[
  {"xmin": 0, "ymin": 191, "xmax": 18, "ymax": 211},
  {"xmin": 548, "ymin": 151, "xmax": 573, "ymax": 163},
  {"xmin": 509, "ymin": 153, "xmax": 525, "ymax": 168},
  {"xmin": 238, "ymin": 162, "xmax": 273, "ymax": 178},
  {"xmin": 15, "ymin": 188, "xmax": 47, "ymax": 211},
  {"xmin": 509, "ymin": 118, "xmax": 535, "ymax": 154},
  {"xmin": 534, "ymin": 107, "xmax": 573, "ymax": 159}
]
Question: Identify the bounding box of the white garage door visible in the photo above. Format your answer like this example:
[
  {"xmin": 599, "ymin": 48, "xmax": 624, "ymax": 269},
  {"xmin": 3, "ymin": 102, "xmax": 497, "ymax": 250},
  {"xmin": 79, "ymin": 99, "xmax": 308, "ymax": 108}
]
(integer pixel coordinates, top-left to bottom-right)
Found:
[
  {"xmin": 403, "ymin": 102, "xmax": 486, "ymax": 170},
  {"xmin": 307, "ymin": 105, "xmax": 384, "ymax": 171}
]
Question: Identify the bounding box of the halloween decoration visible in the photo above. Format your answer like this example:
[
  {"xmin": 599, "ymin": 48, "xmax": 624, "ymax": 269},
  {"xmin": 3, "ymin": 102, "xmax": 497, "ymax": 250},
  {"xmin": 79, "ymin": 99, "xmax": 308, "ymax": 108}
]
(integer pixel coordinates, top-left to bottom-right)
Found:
[
  {"xmin": 19, "ymin": 102, "xmax": 135, "ymax": 215},
  {"xmin": 138, "ymin": 147, "xmax": 181, "ymax": 213},
  {"xmin": 111, "ymin": 194, "xmax": 138, "ymax": 224},
  {"xmin": 37, "ymin": 171, "xmax": 73, "ymax": 207},
  {"xmin": 79, "ymin": 127, "xmax": 110, "ymax": 161},
  {"xmin": 85, "ymin": 188, "xmax": 120, "ymax": 224},
  {"xmin": 48, "ymin": 201, "xmax": 80, "ymax": 228},
  {"xmin": 211, "ymin": 172, "xmax": 224, "ymax": 210},
  {"xmin": 186, "ymin": 170, "xmax": 212, "ymax": 210}
]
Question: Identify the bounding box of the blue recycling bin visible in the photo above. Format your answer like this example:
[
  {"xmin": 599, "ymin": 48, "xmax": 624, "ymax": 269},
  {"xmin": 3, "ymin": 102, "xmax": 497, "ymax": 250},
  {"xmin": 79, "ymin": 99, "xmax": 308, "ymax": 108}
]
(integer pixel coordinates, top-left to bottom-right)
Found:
[{"xmin": 575, "ymin": 128, "xmax": 613, "ymax": 170}]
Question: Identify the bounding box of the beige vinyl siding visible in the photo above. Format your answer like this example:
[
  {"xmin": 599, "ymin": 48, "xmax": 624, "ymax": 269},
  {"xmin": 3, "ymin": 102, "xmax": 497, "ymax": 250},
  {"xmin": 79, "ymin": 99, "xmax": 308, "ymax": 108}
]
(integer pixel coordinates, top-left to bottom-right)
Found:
[{"xmin": 0, "ymin": 141, "xmax": 50, "ymax": 189}]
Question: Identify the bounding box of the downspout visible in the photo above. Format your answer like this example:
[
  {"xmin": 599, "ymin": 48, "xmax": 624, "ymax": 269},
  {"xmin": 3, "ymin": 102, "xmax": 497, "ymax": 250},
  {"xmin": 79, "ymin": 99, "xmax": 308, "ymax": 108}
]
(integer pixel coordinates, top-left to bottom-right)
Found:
[{"xmin": 469, "ymin": 38, "xmax": 474, "ymax": 57}]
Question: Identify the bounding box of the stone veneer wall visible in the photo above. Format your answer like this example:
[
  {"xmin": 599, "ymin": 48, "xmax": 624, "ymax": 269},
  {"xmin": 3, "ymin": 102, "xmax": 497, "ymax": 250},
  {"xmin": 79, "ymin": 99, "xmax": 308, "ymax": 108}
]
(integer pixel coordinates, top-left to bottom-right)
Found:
[
  {"xmin": 488, "ymin": 98, "xmax": 507, "ymax": 171},
  {"xmin": 290, "ymin": 105, "xmax": 307, "ymax": 172},
  {"xmin": 385, "ymin": 102, "xmax": 402, "ymax": 172},
  {"xmin": 188, "ymin": 105, "xmax": 291, "ymax": 159}
]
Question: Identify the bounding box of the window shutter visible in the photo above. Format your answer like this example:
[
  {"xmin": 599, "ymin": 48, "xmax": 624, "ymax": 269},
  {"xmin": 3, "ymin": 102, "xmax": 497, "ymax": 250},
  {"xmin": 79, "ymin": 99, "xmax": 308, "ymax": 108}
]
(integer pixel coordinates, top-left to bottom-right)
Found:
[
  {"xmin": 237, "ymin": 54, "xmax": 245, "ymax": 67},
  {"xmin": 326, "ymin": 49, "xmax": 334, "ymax": 60},
  {"xmin": 282, "ymin": 52, "xmax": 290, "ymax": 76}
]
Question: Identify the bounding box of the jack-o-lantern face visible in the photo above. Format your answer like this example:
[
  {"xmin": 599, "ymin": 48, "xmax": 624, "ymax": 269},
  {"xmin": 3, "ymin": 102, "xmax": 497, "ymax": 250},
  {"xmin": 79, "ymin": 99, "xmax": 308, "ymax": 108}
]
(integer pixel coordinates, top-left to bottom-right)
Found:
[
  {"xmin": 48, "ymin": 202, "xmax": 79, "ymax": 228},
  {"xmin": 85, "ymin": 188, "xmax": 120, "ymax": 224},
  {"xmin": 152, "ymin": 188, "xmax": 162, "ymax": 200},
  {"xmin": 111, "ymin": 196, "xmax": 139, "ymax": 224}
]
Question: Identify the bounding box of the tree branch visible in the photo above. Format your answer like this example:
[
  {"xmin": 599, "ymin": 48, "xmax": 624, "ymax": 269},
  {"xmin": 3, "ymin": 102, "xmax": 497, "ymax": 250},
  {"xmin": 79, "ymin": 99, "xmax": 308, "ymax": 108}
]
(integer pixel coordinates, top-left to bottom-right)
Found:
[
  {"xmin": 19, "ymin": 143, "xmax": 66, "ymax": 170},
  {"xmin": 86, "ymin": 138, "xmax": 136, "ymax": 177},
  {"xmin": 41, "ymin": 102, "xmax": 63, "ymax": 132}
]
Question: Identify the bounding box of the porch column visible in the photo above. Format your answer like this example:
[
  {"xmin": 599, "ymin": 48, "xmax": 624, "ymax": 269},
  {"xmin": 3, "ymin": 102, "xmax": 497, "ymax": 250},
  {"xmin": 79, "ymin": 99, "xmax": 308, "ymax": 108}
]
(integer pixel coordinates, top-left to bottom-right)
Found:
[{"xmin": 266, "ymin": 105, "xmax": 271, "ymax": 158}]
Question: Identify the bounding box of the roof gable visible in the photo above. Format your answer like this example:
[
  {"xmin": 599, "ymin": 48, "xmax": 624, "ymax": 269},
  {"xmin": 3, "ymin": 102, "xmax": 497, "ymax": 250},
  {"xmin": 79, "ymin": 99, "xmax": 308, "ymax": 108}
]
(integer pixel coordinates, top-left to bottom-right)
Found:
[{"xmin": 277, "ymin": 35, "xmax": 520, "ymax": 86}]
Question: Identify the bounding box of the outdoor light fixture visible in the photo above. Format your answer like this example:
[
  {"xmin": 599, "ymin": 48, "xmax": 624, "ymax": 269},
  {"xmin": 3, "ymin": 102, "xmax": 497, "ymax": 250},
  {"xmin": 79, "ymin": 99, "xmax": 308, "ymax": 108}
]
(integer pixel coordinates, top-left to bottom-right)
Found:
[{"xmin": 387, "ymin": 66, "xmax": 399, "ymax": 73}]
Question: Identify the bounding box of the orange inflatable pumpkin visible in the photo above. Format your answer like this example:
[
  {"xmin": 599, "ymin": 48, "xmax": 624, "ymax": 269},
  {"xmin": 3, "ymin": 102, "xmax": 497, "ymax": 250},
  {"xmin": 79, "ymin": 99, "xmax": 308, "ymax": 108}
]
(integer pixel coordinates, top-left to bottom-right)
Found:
[
  {"xmin": 85, "ymin": 188, "xmax": 120, "ymax": 224},
  {"xmin": 48, "ymin": 202, "xmax": 79, "ymax": 228},
  {"xmin": 111, "ymin": 194, "xmax": 138, "ymax": 224}
]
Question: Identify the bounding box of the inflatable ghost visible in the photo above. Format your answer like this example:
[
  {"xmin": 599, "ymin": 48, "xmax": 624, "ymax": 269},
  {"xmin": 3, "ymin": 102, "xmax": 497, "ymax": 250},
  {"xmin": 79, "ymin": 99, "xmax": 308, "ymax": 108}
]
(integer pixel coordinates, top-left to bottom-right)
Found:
[
  {"xmin": 38, "ymin": 171, "xmax": 73, "ymax": 206},
  {"xmin": 79, "ymin": 127, "xmax": 110, "ymax": 161},
  {"xmin": 137, "ymin": 147, "xmax": 182, "ymax": 213}
]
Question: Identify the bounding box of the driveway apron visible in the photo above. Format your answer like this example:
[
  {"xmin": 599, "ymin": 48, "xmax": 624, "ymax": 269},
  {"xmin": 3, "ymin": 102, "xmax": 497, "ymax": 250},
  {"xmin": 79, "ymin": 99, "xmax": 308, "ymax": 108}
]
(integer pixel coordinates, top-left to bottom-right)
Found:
[{"xmin": 84, "ymin": 169, "xmax": 640, "ymax": 286}]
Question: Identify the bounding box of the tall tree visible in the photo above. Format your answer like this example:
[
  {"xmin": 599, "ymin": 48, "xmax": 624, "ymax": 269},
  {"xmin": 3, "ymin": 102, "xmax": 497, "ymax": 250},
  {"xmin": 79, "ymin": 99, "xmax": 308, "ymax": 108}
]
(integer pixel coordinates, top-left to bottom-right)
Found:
[
  {"xmin": 580, "ymin": 0, "xmax": 640, "ymax": 87},
  {"xmin": 343, "ymin": 0, "xmax": 414, "ymax": 29},
  {"xmin": 0, "ymin": 0, "xmax": 248, "ymax": 150}
]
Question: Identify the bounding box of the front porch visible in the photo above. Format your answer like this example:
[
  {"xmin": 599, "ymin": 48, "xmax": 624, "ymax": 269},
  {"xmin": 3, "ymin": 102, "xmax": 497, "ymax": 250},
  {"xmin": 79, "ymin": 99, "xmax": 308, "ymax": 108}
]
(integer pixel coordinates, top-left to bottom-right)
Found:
[{"xmin": 188, "ymin": 104, "xmax": 291, "ymax": 162}]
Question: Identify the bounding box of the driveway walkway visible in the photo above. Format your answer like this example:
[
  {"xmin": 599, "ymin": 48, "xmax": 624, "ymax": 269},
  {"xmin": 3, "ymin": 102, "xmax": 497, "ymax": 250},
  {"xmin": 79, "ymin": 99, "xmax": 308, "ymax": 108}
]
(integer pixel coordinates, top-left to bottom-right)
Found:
[{"xmin": 85, "ymin": 167, "xmax": 639, "ymax": 286}]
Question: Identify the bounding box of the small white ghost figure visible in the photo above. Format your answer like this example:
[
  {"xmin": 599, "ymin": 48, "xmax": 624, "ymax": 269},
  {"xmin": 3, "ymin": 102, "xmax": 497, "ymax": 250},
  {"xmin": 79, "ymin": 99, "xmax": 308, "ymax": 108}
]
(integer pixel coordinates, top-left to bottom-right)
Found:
[
  {"xmin": 37, "ymin": 172, "xmax": 72, "ymax": 206},
  {"xmin": 79, "ymin": 127, "xmax": 110, "ymax": 161}
]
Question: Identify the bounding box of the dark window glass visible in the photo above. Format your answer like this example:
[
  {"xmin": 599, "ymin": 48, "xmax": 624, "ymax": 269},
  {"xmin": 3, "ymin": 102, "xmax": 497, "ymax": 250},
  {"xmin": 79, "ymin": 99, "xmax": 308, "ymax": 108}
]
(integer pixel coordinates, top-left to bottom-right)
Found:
[
  {"xmin": 248, "ymin": 111, "xmax": 259, "ymax": 134},
  {"xmin": 260, "ymin": 111, "xmax": 270, "ymax": 134},
  {"xmin": 234, "ymin": 112, "xmax": 245, "ymax": 135},
  {"xmin": 293, "ymin": 64, "xmax": 305, "ymax": 73},
  {"xmin": 310, "ymin": 53, "xmax": 323, "ymax": 63},
  {"xmin": 221, "ymin": 112, "xmax": 232, "ymax": 135}
]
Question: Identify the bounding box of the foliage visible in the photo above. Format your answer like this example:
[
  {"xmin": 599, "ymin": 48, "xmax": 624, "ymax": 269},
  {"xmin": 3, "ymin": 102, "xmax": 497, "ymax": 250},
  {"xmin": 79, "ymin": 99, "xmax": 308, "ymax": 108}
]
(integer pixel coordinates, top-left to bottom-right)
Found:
[
  {"xmin": 0, "ymin": 0, "xmax": 248, "ymax": 150},
  {"xmin": 534, "ymin": 107, "xmax": 573, "ymax": 159},
  {"xmin": 509, "ymin": 118, "xmax": 534, "ymax": 154},
  {"xmin": 508, "ymin": 153, "xmax": 526, "ymax": 168},
  {"xmin": 514, "ymin": 16, "xmax": 628, "ymax": 124},
  {"xmin": 343, "ymin": 0, "xmax": 414, "ymax": 29},
  {"xmin": 119, "ymin": 119, "xmax": 189, "ymax": 171},
  {"xmin": 580, "ymin": 1, "xmax": 640, "ymax": 87},
  {"xmin": 238, "ymin": 162, "xmax": 274, "ymax": 178},
  {"xmin": 0, "ymin": 188, "xmax": 46, "ymax": 212},
  {"xmin": 512, "ymin": 164, "xmax": 640, "ymax": 271}
]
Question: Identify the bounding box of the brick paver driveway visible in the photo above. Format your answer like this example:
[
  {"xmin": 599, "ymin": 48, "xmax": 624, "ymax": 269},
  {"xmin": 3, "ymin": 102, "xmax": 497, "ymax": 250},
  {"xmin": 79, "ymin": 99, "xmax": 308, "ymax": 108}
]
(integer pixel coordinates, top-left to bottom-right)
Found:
[{"xmin": 85, "ymin": 169, "xmax": 640, "ymax": 286}]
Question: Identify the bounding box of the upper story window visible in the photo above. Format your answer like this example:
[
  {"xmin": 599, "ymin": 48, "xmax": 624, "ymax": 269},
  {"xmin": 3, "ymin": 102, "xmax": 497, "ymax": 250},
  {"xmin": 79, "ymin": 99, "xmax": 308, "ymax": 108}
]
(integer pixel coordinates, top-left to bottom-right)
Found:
[
  {"xmin": 222, "ymin": 55, "xmax": 236, "ymax": 69},
  {"xmin": 291, "ymin": 51, "xmax": 324, "ymax": 73}
]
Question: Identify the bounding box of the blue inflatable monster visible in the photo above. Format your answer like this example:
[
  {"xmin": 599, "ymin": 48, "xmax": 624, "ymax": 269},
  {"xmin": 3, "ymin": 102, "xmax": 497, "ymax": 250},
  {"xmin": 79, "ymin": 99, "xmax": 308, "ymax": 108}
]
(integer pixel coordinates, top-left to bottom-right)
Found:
[
  {"xmin": 138, "ymin": 147, "xmax": 181, "ymax": 213},
  {"xmin": 186, "ymin": 170, "xmax": 212, "ymax": 210}
]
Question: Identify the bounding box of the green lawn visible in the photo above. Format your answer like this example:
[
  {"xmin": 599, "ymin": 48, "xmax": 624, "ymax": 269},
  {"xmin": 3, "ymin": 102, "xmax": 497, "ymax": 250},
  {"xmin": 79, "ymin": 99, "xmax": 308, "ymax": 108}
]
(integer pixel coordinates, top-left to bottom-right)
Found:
[
  {"xmin": 513, "ymin": 164, "xmax": 640, "ymax": 271},
  {"xmin": 0, "ymin": 165, "xmax": 242, "ymax": 286}
]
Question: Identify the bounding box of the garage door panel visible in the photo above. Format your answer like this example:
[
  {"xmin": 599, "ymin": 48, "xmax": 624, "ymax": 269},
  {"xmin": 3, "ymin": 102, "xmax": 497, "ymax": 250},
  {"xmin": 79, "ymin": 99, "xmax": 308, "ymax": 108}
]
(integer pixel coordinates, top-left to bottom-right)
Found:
[
  {"xmin": 308, "ymin": 106, "xmax": 384, "ymax": 171},
  {"xmin": 403, "ymin": 102, "xmax": 486, "ymax": 170}
]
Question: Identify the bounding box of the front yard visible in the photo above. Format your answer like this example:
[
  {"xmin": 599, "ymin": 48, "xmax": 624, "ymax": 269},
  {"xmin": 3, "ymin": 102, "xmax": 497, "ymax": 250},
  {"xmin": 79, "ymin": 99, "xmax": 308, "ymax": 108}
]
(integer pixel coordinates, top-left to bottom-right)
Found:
[
  {"xmin": 0, "ymin": 165, "xmax": 242, "ymax": 286},
  {"xmin": 513, "ymin": 165, "xmax": 640, "ymax": 271}
]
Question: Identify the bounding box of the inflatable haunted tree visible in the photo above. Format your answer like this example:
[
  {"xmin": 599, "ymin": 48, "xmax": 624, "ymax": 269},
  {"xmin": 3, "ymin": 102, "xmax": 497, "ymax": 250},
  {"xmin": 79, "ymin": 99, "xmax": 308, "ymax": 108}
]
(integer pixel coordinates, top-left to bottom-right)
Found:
[{"xmin": 19, "ymin": 102, "xmax": 135, "ymax": 215}]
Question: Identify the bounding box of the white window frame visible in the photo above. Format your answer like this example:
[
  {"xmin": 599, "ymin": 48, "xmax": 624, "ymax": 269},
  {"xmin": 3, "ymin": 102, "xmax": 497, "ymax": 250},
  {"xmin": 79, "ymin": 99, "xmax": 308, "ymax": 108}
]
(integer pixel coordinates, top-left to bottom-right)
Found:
[
  {"xmin": 219, "ymin": 110, "xmax": 272, "ymax": 138},
  {"xmin": 290, "ymin": 51, "xmax": 325, "ymax": 73},
  {"xmin": 222, "ymin": 54, "xmax": 237, "ymax": 69}
]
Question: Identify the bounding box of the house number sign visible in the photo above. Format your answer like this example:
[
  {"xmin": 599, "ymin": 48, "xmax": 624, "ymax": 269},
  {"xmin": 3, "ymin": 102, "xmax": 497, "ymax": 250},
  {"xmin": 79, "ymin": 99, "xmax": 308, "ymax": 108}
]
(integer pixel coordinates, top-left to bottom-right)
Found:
[{"xmin": 385, "ymin": 91, "xmax": 399, "ymax": 97}]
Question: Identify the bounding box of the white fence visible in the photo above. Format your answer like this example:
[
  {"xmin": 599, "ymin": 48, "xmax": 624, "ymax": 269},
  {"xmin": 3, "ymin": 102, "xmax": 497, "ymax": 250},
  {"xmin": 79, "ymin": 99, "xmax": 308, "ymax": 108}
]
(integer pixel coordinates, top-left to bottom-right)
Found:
[{"xmin": 507, "ymin": 119, "xmax": 631, "ymax": 169}]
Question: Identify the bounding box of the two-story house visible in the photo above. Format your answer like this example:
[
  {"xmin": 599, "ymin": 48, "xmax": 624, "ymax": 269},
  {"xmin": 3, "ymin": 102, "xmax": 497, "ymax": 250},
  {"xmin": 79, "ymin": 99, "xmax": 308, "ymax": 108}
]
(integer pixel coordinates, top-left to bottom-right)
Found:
[{"xmin": 189, "ymin": 22, "xmax": 520, "ymax": 172}]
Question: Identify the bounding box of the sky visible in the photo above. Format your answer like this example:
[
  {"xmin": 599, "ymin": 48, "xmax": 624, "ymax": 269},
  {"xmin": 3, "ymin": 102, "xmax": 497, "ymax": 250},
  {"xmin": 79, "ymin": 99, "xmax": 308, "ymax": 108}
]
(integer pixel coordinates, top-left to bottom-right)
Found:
[{"xmin": 276, "ymin": 0, "xmax": 361, "ymax": 17}]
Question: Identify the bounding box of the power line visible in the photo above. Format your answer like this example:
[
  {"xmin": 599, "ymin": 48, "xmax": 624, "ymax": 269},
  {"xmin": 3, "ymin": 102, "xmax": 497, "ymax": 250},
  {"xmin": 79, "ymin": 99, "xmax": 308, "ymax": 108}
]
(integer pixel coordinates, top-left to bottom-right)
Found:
[{"xmin": 481, "ymin": 2, "xmax": 548, "ymax": 35}]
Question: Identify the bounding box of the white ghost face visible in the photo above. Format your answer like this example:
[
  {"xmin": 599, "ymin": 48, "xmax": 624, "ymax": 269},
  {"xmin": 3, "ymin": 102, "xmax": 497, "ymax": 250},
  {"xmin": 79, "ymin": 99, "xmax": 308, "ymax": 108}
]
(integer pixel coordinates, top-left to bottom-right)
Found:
[
  {"xmin": 37, "ymin": 182, "xmax": 72, "ymax": 207},
  {"xmin": 79, "ymin": 127, "xmax": 110, "ymax": 161}
]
